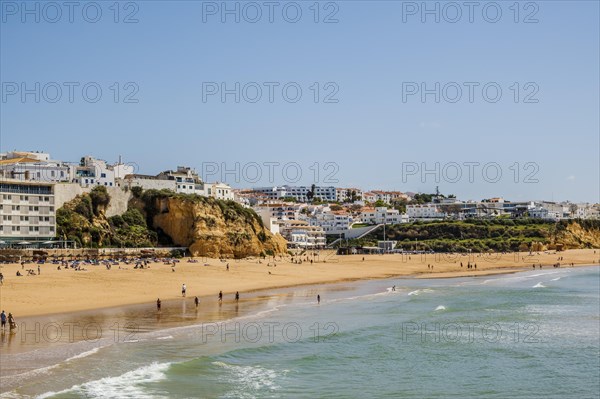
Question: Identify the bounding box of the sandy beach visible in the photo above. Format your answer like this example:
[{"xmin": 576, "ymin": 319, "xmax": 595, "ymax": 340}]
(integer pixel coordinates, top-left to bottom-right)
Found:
[{"xmin": 0, "ymin": 249, "xmax": 598, "ymax": 318}]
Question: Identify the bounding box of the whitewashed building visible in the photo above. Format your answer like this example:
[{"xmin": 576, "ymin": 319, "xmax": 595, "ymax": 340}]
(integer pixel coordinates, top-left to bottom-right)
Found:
[
  {"xmin": 279, "ymin": 220, "xmax": 326, "ymax": 249},
  {"xmin": 72, "ymin": 156, "xmax": 134, "ymax": 188},
  {"xmin": 406, "ymin": 204, "xmax": 447, "ymax": 220},
  {"xmin": 361, "ymin": 207, "xmax": 408, "ymax": 224},
  {"xmin": 336, "ymin": 188, "xmax": 363, "ymax": 203},
  {"xmin": 0, "ymin": 151, "xmax": 70, "ymax": 183},
  {"xmin": 252, "ymin": 185, "xmax": 337, "ymax": 203}
]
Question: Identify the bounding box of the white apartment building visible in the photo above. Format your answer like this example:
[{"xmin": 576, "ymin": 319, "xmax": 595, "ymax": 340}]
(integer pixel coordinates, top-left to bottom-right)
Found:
[
  {"xmin": 203, "ymin": 182, "xmax": 234, "ymax": 201},
  {"xmin": 362, "ymin": 192, "xmax": 377, "ymax": 203},
  {"xmin": 370, "ymin": 191, "xmax": 409, "ymax": 204},
  {"xmin": 0, "ymin": 180, "xmax": 56, "ymax": 243},
  {"xmin": 279, "ymin": 220, "xmax": 326, "ymax": 249},
  {"xmin": 158, "ymin": 166, "xmax": 200, "ymax": 194},
  {"xmin": 72, "ymin": 156, "xmax": 134, "ymax": 187},
  {"xmin": 312, "ymin": 211, "xmax": 353, "ymax": 233},
  {"xmin": 298, "ymin": 204, "xmax": 353, "ymax": 233},
  {"xmin": 252, "ymin": 185, "xmax": 337, "ymax": 203},
  {"xmin": 361, "ymin": 207, "xmax": 408, "ymax": 225},
  {"xmin": 406, "ymin": 204, "xmax": 447, "ymax": 220},
  {"xmin": 0, "ymin": 151, "xmax": 70, "ymax": 183},
  {"xmin": 336, "ymin": 188, "xmax": 363, "ymax": 203}
]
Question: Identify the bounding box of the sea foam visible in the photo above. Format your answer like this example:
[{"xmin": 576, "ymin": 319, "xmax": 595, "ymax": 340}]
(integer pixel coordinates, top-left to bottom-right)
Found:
[{"xmin": 38, "ymin": 362, "xmax": 171, "ymax": 399}]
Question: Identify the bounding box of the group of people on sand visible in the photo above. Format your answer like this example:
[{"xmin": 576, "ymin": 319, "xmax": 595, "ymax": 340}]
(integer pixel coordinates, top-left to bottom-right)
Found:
[
  {"xmin": 457, "ymin": 262, "xmax": 478, "ymax": 270},
  {"xmin": 0, "ymin": 310, "xmax": 16, "ymax": 332},
  {"xmin": 156, "ymin": 287, "xmax": 243, "ymax": 311}
]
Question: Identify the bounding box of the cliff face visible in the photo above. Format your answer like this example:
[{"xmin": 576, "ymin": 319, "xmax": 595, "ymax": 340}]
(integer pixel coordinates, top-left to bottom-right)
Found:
[
  {"xmin": 150, "ymin": 196, "xmax": 287, "ymax": 258},
  {"xmin": 552, "ymin": 221, "xmax": 600, "ymax": 249}
]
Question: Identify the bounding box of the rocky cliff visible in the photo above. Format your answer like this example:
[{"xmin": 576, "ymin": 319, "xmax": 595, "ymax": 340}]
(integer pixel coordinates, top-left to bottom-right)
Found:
[
  {"xmin": 551, "ymin": 221, "xmax": 600, "ymax": 249},
  {"xmin": 143, "ymin": 193, "xmax": 287, "ymax": 258}
]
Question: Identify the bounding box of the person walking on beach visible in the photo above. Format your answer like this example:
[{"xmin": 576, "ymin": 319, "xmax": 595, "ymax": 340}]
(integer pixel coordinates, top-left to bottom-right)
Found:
[
  {"xmin": 182, "ymin": 284, "xmax": 187, "ymax": 297},
  {"xmin": 7, "ymin": 313, "xmax": 15, "ymax": 331},
  {"xmin": 235, "ymin": 291, "xmax": 239, "ymax": 301},
  {"xmin": 37, "ymin": 265, "xmax": 40, "ymax": 275},
  {"xmin": 157, "ymin": 298, "xmax": 161, "ymax": 311},
  {"xmin": 317, "ymin": 295, "xmax": 321, "ymax": 304},
  {"xmin": 194, "ymin": 296, "xmax": 199, "ymax": 308},
  {"xmin": 226, "ymin": 264, "xmax": 229, "ymax": 271},
  {"xmin": 218, "ymin": 291, "xmax": 223, "ymax": 302},
  {"xmin": 1, "ymin": 311, "xmax": 6, "ymax": 330},
  {"xmin": 0, "ymin": 273, "xmax": 4, "ymax": 285}
]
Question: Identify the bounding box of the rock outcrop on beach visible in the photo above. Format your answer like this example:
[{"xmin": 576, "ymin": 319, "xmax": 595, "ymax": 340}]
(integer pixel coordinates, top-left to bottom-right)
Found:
[
  {"xmin": 139, "ymin": 191, "xmax": 287, "ymax": 258},
  {"xmin": 56, "ymin": 186, "xmax": 158, "ymax": 247}
]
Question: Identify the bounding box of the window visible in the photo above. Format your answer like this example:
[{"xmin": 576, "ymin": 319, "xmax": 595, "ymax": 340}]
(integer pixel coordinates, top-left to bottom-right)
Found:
[
  {"xmin": 60, "ymin": 171, "xmax": 64, "ymax": 177},
  {"xmin": 51, "ymin": 171, "xmax": 55, "ymax": 177},
  {"xmin": 101, "ymin": 173, "xmax": 106, "ymax": 178}
]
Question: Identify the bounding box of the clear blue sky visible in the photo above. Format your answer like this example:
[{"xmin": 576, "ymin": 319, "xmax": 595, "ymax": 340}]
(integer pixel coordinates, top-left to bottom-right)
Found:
[{"xmin": 1, "ymin": 0, "xmax": 598, "ymax": 202}]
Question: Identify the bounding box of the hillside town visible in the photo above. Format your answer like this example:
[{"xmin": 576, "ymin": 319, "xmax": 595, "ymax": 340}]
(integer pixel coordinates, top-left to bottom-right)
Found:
[{"xmin": 1, "ymin": 150, "xmax": 599, "ymax": 249}]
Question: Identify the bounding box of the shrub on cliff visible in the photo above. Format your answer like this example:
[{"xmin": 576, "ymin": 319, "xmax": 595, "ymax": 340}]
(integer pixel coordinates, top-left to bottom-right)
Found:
[{"xmin": 90, "ymin": 186, "xmax": 111, "ymax": 216}]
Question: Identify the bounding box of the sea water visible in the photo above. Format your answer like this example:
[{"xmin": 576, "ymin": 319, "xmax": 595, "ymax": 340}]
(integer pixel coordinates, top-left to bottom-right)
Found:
[{"xmin": 1, "ymin": 266, "xmax": 598, "ymax": 398}]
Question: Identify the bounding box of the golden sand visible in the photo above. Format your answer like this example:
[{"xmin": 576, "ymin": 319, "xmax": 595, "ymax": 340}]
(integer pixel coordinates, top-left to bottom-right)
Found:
[{"xmin": 0, "ymin": 249, "xmax": 598, "ymax": 317}]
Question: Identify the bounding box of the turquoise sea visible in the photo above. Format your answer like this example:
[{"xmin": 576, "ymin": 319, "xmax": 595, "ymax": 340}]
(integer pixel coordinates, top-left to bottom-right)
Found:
[{"xmin": 1, "ymin": 266, "xmax": 599, "ymax": 398}]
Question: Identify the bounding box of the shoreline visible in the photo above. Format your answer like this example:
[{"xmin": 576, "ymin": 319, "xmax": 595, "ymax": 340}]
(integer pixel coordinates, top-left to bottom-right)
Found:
[{"xmin": 0, "ymin": 249, "xmax": 598, "ymax": 319}]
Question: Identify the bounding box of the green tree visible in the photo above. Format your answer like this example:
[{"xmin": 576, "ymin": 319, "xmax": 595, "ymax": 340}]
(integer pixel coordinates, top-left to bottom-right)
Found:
[
  {"xmin": 122, "ymin": 208, "xmax": 147, "ymax": 227},
  {"xmin": 90, "ymin": 186, "xmax": 111, "ymax": 215},
  {"xmin": 374, "ymin": 199, "xmax": 388, "ymax": 208},
  {"xmin": 131, "ymin": 186, "xmax": 143, "ymax": 198}
]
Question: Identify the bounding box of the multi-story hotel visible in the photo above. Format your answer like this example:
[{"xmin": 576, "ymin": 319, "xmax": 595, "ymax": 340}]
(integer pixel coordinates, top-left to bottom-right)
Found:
[
  {"xmin": 0, "ymin": 180, "xmax": 56, "ymax": 244},
  {"xmin": 252, "ymin": 185, "xmax": 337, "ymax": 203}
]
